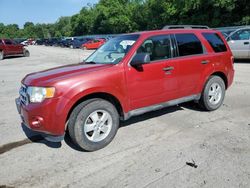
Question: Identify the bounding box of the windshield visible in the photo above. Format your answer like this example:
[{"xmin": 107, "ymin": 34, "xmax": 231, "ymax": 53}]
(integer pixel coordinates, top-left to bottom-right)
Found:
[{"xmin": 85, "ymin": 34, "xmax": 140, "ymax": 64}]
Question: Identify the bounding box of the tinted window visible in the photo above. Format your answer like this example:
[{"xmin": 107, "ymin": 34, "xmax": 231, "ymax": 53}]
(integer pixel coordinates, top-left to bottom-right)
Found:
[
  {"xmin": 0, "ymin": 40, "xmax": 2, "ymax": 45},
  {"xmin": 137, "ymin": 35, "xmax": 171, "ymax": 61},
  {"xmin": 230, "ymin": 29, "xmax": 250, "ymax": 40},
  {"xmin": 4, "ymin": 39, "xmax": 13, "ymax": 45},
  {"xmin": 175, "ymin": 33, "xmax": 203, "ymax": 56},
  {"xmin": 202, "ymin": 33, "xmax": 227, "ymax": 52}
]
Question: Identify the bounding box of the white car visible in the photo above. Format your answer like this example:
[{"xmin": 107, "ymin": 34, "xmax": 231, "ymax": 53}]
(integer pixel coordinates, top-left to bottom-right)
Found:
[{"xmin": 226, "ymin": 27, "xmax": 250, "ymax": 59}]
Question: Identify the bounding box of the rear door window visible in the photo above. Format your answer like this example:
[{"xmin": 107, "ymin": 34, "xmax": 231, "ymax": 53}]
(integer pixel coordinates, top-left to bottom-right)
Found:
[
  {"xmin": 202, "ymin": 33, "xmax": 227, "ymax": 52},
  {"xmin": 4, "ymin": 39, "xmax": 13, "ymax": 45},
  {"xmin": 137, "ymin": 35, "xmax": 172, "ymax": 61},
  {"xmin": 175, "ymin": 33, "xmax": 203, "ymax": 56}
]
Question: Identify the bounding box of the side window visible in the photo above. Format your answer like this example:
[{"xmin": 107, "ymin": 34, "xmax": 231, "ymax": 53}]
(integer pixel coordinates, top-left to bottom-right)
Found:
[
  {"xmin": 0, "ymin": 40, "xmax": 2, "ymax": 45},
  {"xmin": 137, "ymin": 35, "xmax": 171, "ymax": 61},
  {"xmin": 230, "ymin": 29, "xmax": 250, "ymax": 40},
  {"xmin": 4, "ymin": 39, "xmax": 13, "ymax": 45},
  {"xmin": 175, "ymin": 33, "xmax": 203, "ymax": 56},
  {"xmin": 202, "ymin": 33, "xmax": 227, "ymax": 53}
]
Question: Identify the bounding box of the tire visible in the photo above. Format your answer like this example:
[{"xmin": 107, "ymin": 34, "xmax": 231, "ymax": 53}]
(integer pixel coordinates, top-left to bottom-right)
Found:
[
  {"xmin": 24, "ymin": 50, "xmax": 30, "ymax": 57},
  {"xmin": 199, "ymin": 75, "xmax": 225, "ymax": 111},
  {"xmin": 0, "ymin": 51, "xmax": 4, "ymax": 60},
  {"xmin": 68, "ymin": 99, "xmax": 119, "ymax": 151}
]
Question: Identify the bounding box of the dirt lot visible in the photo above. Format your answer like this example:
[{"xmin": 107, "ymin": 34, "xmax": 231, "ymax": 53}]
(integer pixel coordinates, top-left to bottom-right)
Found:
[{"xmin": 0, "ymin": 46, "xmax": 249, "ymax": 188}]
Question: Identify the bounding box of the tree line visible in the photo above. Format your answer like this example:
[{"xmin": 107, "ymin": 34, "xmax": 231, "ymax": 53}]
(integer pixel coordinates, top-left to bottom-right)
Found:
[{"xmin": 0, "ymin": 0, "xmax": 249, "ymax": 39}]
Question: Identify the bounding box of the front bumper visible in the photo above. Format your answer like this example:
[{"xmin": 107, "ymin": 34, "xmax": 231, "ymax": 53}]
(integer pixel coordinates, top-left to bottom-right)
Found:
[{"xmin": 15, "ymin": 97, "xmax": 66, "ymax": 140}]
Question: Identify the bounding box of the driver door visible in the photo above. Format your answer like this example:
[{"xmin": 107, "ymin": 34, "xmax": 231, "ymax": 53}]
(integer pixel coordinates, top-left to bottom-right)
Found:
[{"xmin": 126, "ymin": 35, "xmax": 178, "ymax": 110}]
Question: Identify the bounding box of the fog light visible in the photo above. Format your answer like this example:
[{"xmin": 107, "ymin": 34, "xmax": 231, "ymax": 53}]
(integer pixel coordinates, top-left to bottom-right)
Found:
[{"xmin": 31, "ymin": 116, "xmax": 44, "ymax": 128}]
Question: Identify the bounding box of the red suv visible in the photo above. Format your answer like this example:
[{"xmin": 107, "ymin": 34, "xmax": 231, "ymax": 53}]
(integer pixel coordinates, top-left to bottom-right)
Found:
[
  {"xmin": 0, "ymin": 39, "xmax": 30, "ymax": 60},
  {"xmin": 16, "ymin": 29, "xmax": 234, "ymax": 151}
]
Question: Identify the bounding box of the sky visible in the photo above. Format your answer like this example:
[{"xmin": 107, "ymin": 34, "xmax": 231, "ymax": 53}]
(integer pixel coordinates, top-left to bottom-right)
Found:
[{"xmin": 0, "ymin": 0, "xmax": 98, "ymax": 28}]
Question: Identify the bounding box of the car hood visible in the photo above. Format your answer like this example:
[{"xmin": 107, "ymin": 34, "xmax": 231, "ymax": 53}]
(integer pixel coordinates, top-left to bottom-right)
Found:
[{"xmin": 23, "ymin": 63, "xmax": 113, "ymax": 86}]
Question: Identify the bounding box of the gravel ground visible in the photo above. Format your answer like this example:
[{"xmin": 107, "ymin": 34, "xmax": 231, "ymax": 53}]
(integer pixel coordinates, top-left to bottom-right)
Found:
[{"xmin": 0, "ymin": 46, "xmax": 249, "ymax": 188}]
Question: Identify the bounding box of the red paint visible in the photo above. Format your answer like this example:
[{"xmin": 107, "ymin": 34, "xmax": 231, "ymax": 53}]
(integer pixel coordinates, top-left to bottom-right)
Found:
[
  {"xmin": 82, "ymin": 38, "xmax": 106, "ymax": 49},
  {"xmin": 0, "ymin": 39, "xmax": 24, "ymax": 56},
  {"xmin": 18, "ymin": 29, "xmax": 234, "ymax": 136}
]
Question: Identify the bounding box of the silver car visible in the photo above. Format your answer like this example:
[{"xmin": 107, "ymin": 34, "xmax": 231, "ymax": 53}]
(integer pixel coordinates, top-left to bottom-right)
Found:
[{"xmin": 227, "ymin": 27, "xmax": 250, "ymax": 59}]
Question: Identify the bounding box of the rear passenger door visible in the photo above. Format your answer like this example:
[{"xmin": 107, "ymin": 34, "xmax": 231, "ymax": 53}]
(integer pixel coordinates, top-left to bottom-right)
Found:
[
  {"xmin": 174, "ymin": 33, "xmax": 209, "ymax": 97},
  {"xmin": 3, "ymin": 39, "xmax": 15, "ymax": 55}
]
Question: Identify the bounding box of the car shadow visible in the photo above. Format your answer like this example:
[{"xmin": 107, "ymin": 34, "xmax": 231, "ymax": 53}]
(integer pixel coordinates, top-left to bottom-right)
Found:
[
  {"xmin": 4, "ymin": 56, "xmax": 25, "ymax": 60},
  {"xmin": 21, "ymin": 124, "xmax": 62, "ymax": 148},
  {"xmin": 20, "ymin": 102, "xmax": 204, "ymax": 151},
  {"xmin": 120, "ymin": 102, "xmax": 204, "ymax": 127},
  {"xmin": 234, "ymin": 59, "xmax": 250, "ymax": 64}
]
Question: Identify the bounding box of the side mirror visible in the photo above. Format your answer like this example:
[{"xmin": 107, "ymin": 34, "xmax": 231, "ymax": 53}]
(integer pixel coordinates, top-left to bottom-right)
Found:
[
  {"xmin": 226, "ymin": 36, "xmax": 231, "ymax": 42},
  {"xmin": 130, "ymin": 53, "xmax": 150, "ymax": 67}
]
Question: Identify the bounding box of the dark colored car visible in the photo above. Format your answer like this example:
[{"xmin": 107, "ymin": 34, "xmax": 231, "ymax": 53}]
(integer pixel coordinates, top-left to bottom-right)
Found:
[
  {"xmin": 35, "ymin": 39, "xmax": 46, "ymax": 45},
  {"xmin": 71, "ymin": 38, "xmax": 91, "ymax": 48},
  {"xmin": 0, "ymin": 39, "xmax": 30, "ymax": 60},
  {"xmin": 44, "ymin": 38, "xmax": 61, "ymax": 46},
  {"xmin": 16, "ymin": 29, "xmax": 234, "ymax": 151},
  {"xmin": 59, "ymin": 38, "xmax": 73, "ymax": 48}
]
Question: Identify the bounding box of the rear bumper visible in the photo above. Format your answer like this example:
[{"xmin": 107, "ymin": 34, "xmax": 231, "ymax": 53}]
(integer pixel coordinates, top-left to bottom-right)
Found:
[{"xmin": 15, "ymin": 97, "xmax": 67, "ymax": 137}]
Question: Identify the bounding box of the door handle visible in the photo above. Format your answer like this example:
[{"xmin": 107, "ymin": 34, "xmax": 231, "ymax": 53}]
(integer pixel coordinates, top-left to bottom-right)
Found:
[
  {"xmin": 201, "ymin": 60, "xmax": 210, "ymax": 64},
  {"xmin": 244, "ymin": 42, "xmax": 249, "ymax": 45},
  {"xmin": 163, "ymin": 66, "xmax": 174, "ymax": 71}
]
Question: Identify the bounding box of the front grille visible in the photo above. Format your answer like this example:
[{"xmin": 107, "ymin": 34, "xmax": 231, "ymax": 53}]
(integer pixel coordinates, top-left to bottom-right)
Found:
[{"xmin": 19, "ymin": 84, "xmax": 28, "ymax": 105}]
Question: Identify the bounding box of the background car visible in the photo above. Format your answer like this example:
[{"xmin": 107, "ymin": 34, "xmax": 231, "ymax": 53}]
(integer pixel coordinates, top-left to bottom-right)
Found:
[
  {"xmin": 71, "ymin": 38, "xmax": 91, "ymax": 48},
  {"xmin": 0, "ymin": 38, "xmax": 30, "ymax": 60},
  {"xmin": 82, "ymin": 38, "xmax": 106, "ymax": 49},
  {"xmin": 226, "ymin": 27, "xmax": 250, "ymax": 59},
  {"xmin": 59, "ymin": 38, "xmax": 73, "ymax": 48}
]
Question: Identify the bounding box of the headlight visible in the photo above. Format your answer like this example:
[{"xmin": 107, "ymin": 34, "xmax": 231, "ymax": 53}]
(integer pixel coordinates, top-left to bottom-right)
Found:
[{"xmin": 27, "ymin": 87, "xmax": 55, "ymax": 103}]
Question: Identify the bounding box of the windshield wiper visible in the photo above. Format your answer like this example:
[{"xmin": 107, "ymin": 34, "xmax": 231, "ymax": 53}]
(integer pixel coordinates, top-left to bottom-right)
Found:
[{"xmin": 84, "ymin": 61, "xmax": 96, "ymax": 64}]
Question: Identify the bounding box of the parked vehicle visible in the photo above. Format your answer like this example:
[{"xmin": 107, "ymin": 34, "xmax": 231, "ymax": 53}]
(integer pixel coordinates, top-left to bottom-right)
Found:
[
  {"xmin": 226, "ymin": 27, "xmax": 250, "ymax": 59},
  {"xmin": 60, "ymin": 38, "xmax": 73, "ymax": 48},
  {"xmin": 16, "ymin": 28, "xmax": 234, "ymax": 151},
  {"xmin": 0, "ymin": 39, "xmax": 30, "ymax": 60},
  {"xmin": 44, "ymin": 38, "xmax": 61, "ymax": 46},
  {"xmin": 35, "ymin": 39, "xmax": 46, "ymax": 45},
  {"xmin": 82, "ymin": 38, "xmax": 106, "ymax": 49},
  {"xmin": 21, "ymin": 39, "xmax": 35, "ymax": 45},
  {"xmin": 71, "ymin": 38, "xmax": 91, "ymax": 48}
]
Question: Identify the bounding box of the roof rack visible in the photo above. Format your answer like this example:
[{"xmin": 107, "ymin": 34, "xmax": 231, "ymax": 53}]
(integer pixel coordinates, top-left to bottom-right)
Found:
[{"xmin": 162, "ymin": 25, "xmax": 209, "ymax": 29}]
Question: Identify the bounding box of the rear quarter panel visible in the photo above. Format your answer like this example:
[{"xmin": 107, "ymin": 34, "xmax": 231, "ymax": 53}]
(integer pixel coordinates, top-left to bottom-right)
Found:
[{"xmin": 195, "ymin": 31, "xmax": 234, "ymax": 91}]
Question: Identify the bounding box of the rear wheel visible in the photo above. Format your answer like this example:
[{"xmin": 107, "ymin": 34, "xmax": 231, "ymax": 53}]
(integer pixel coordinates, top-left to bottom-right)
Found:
[
  {"xmin": 0, "ymin": 51, "xmax": 4, "ymax": 60},
  {"xmin": 68, "ymin": 99, "xmax": 119, "ymax": 151},
  {"xmin": 199, "ymin": 75, "xmax": 225, "ymax": 111}
]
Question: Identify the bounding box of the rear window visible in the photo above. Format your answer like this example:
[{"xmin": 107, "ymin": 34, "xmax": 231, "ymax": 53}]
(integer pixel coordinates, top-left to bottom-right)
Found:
[
  {"xmin": 202, "ymin": 33, "xmax": 227, "ymax": 53},
  {"xmin": 175, "ymin": 33, "xmax": 203, "ymax": 56}
]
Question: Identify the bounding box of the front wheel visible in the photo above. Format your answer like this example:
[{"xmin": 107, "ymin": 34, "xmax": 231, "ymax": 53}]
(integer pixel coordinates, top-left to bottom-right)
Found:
[
  {"xmin": 68, "ymin": 99, "xmax": 119, "ymax": 151},
  {"xmin": 199, "ymin": 75, "xmax": 225, "ymax": 111}
]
